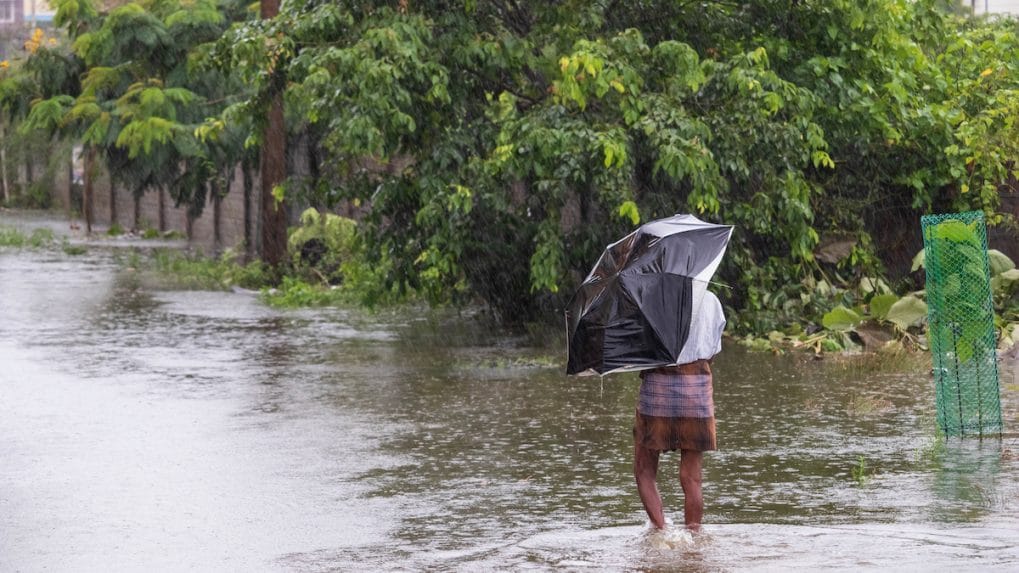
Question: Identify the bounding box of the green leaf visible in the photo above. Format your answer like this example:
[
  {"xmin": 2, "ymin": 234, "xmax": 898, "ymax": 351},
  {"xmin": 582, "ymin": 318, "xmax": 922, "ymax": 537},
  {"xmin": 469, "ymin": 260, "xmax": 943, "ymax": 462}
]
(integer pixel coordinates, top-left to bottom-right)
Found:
[
  {"xmin": 869, "ymin": 294, "xmax": 898, "ymax": 320},
  {"xmin": 859, "ymin": 276, "xmax": 890, "ymax": 295},
  {"xmin": 910, "ymin": 249, "xmax": 925, "ymax": 272},
  {"xmin": 933, "ymin": 220, "xmax": 978, "ymax": 246},
  {"xmin": 822, "ymin": 305, "xmax": 862, "ymax": 331},
  {"xmin": 617, "ymin": 200, "xmax": 640, "ymax": 225},
  {"xmin": 999, "ymin": 269, "xmax": 1019, "ymax": 282},
  {"xmin": 115, "ymin": 116, "xmax": 175, "ymax": 157},
  {"xmin": 992, "ymin": 268, "xmax": 1019, "ymax": 293},
  {"xmin": 988, "ymin": 249, "xmax": 1015, "ymax": 276},
  {"xmin": 811, "ymin": 150, "xmax": 835, "ymax": 169},
  {"xmin": 956, "ymin": 337, "xmax": 974, "ymax": 363},
  {"xmin": 886, "ymin": 295, "xmax": 927, "ymax": 331}
]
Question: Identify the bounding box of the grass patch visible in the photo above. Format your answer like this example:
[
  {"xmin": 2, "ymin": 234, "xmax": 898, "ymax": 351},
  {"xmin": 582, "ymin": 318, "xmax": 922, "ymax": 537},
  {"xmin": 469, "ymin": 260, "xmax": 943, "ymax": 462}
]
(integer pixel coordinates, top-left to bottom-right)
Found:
[
  {"xmin": 141, "ymin": 248, "xmax": 268, "ymax": 290},
  {"xmin": 0, "ymin": 226, "xmax": 55, "ymax": 248},
  {"xmin": 261, "ymin": 276, "xmax": 350, "ymax": 307},
  {"xmin": 0, "ymin": 226, "xmax": 27, "ymax": 247},
  {"xmin": 122, "ymin": 246, "xmax": 405, "ymax": 310}
]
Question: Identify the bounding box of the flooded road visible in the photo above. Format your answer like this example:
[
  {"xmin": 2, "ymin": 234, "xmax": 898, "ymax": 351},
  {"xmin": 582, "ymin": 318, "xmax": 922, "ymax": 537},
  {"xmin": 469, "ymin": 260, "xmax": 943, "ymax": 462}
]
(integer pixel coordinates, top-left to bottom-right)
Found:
[{"xmin": 1, "ymin": 213, "xmax": 1017, "ymax": 571}]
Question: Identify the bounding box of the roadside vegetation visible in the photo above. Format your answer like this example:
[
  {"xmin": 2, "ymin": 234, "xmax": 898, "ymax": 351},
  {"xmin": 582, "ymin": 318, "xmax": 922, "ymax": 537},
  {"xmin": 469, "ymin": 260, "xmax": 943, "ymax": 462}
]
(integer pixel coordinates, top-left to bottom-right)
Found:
[
  {"xmin": 107, "ymin": 207, "xmax": 408, "ymax": 308},
  {"xmin": 0, "ymin": 224, "xmax": 87, "ymax": 254},
  {"xmin": 1, "ymin": 1, "xmax": 1018, "ymax": 356},
  {"xmin": 0, "ymin": 225, "xmax": 54, "ymax": 248}
]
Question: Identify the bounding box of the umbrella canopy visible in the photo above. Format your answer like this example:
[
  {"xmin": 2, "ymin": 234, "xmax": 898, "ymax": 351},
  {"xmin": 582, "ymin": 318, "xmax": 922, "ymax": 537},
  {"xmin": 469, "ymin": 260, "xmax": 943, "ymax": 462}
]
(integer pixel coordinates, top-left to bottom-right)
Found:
[{"xmin": 565, "ymin": 214, "xmax": 733, "ymax": 376}]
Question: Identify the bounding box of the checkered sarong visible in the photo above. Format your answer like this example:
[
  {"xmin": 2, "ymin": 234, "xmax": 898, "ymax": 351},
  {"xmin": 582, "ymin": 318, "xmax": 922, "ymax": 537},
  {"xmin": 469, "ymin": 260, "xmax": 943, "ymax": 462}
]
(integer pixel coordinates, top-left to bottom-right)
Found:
[
  {"xmin": 634, "ymin": 360, "xmax": 716, "ymax": 452},
  {"xmin": 637, "ymin": 360, "xmax": 714, "ymax": 418}
]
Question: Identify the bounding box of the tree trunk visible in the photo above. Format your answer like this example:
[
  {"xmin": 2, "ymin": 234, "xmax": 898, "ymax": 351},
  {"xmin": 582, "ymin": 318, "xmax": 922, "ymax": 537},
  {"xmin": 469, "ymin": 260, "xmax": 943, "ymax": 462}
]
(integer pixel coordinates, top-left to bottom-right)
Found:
[
  {"xmin": 158, "ymin": 186, "xmax": 166, "ymax": 232},
  {"xmin": 109, "ymin": 181, "xmax": 118, "ymax": 228},
  {"xmin": 0, "ymin": 118, "xmax": 9, "ymax": 204},
  {"xmin": 212, "ymin": 180, "xmax": 222, "ymax": 250},
  {"xmin": 67, "ymin": 158, "xmax": 73, "ymax": 218},
  {"xmin": 133, "ymin": 191, "xmax": 141, "ymax": 232},
  {"xmin": 242, "ymin": 158, "xmax": 254, "ymax": 260},
  {"xmin": 260, "ymin": 0, "xmax": 287, "ymax": 267},
  {"xmin": 83, "ymin": 146, "xmax": 96, "ymax": 233}
]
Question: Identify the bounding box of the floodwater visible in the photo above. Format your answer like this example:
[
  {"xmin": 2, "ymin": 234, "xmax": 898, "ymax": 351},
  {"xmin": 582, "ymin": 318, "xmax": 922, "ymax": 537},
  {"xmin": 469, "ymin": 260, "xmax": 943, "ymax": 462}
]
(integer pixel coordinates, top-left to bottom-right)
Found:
[{"xmin": 1, "ymin": 212, "xmax": 1017, "ymax": 572}]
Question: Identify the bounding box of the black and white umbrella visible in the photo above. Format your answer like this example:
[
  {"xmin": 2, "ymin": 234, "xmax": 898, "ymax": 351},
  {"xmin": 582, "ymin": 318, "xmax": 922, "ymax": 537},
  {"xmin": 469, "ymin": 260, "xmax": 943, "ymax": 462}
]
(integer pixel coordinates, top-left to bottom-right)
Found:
[{"xmin": 565, "ymin": 214, "xmax": 733, "ymax": 376}]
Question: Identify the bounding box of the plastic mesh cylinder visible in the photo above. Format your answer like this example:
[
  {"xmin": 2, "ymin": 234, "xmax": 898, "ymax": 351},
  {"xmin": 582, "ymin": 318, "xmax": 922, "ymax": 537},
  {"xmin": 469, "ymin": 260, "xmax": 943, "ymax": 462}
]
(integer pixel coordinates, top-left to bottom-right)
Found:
[{"xmin": 921, "ymin": 211, "xmax": 1002, "ymax": 437}]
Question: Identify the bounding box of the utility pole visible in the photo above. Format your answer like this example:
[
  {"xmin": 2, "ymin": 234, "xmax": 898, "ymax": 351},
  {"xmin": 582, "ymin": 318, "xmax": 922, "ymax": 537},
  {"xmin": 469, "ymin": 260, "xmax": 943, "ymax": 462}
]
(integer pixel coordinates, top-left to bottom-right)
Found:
[{"xmin": 259, "ymin": 0, "xmax": 287, "ymax": 267}]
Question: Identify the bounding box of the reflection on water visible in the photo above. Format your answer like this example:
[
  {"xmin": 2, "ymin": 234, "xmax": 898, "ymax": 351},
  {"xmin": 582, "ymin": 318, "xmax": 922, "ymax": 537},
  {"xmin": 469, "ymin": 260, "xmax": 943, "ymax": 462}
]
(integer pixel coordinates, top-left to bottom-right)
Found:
[{"xmin": 0, "ymin": 221, "xmax": 1017, "ymax": 570}]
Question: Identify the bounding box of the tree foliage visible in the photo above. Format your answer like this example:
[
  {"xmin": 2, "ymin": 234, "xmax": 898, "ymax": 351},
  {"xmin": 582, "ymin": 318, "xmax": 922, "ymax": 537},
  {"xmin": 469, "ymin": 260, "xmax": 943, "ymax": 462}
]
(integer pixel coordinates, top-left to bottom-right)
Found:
[
  {"xmin": 203, "ymin": 0, "xmax": 1017, "ymax": 323},
  {"xmin": 12, "ymin": 0, "xmax": 250, "ymax": 227},
  {"xmin": 5, "ymin": 1, "xmax": 1019, "ymax": 329}
]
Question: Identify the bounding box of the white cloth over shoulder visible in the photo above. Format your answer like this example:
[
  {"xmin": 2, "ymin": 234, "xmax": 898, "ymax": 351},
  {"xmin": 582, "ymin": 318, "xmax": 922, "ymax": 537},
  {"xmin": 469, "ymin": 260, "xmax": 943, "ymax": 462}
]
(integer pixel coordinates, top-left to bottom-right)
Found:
[{"xmin": 675, "ymin": 290, "xmax": 725, "ymax": 364}]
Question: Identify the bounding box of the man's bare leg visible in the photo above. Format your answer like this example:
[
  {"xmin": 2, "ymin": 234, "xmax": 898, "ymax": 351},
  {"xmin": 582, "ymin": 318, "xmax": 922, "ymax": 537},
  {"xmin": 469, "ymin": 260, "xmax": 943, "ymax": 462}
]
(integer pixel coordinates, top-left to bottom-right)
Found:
[
  {"xmin": 634, "ymin": 443, "xmax": 666, "ymax": 528},
  {"xmin": 679, "ymin": 449, "xmax": 704, "ymax": 529}
]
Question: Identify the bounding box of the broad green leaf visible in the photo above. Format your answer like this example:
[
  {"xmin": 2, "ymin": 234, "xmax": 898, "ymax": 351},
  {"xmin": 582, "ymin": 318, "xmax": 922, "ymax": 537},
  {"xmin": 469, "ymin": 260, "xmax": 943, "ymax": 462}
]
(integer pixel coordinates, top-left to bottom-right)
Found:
[
  {"xmin": 886, "ymin": 295, "xmax": 927, "ymax": 330},
  {"xmin": 870, "ymin": 294, "xmax": 898, "ymax": 320},
  {"xmin": 988, "ymin": 249, "xmax": 1015, "ymax": 276},
  {"xmin": 933, "ymin": 220, "xmax": 977, "ymax": 245},
  {"xmin": 822, "ymin": 305, "xmax": 862, "ymax": 331}
]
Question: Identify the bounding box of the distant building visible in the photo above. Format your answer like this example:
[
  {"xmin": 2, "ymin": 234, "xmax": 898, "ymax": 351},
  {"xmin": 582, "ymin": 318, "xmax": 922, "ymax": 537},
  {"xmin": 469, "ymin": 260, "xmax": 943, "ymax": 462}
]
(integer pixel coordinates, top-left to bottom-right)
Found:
[
  {"xmin": 22, "ymin": 0, "xmax": 55, "ymax": 27},
  {"xmin": 0, "ymin": 0, "xmax": 55, "ymax": 59},
  {"xmin": 0, "ymin": 0, "xmax": 24, "ymax": 29},
  {"xmin": 0, "ymin": 1, "xmax": 22, "ymax": 60},
  {"xmin": 0, "ymin": 1, "xmax": 54, "ymax": 30},
  {"xmin": 967, "ymin": 0, "xmax": 1019, "ymax": 15}
]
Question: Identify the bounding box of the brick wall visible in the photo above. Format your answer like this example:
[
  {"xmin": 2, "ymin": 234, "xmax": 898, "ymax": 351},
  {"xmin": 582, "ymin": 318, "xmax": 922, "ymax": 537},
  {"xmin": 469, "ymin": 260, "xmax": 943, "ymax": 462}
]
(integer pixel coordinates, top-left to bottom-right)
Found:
[{"xmin": 61, "ymin": 164, "xmax": 262, "ymax": 255}]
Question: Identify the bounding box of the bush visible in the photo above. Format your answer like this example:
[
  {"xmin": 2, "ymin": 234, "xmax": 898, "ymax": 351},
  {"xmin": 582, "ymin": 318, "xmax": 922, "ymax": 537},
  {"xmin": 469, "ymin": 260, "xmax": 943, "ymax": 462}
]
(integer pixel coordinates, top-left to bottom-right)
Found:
[{"xmin": 286, "ymin": 208, "xmax": 357, "ymax": 284}]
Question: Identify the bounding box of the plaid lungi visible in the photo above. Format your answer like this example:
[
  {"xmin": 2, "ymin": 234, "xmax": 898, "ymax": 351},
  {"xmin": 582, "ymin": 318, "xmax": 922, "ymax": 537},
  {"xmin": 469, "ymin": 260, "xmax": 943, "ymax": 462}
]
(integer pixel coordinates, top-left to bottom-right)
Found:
[{"xmin": 633, "ymin": 359, "xmax": 716, "ymax": 452}]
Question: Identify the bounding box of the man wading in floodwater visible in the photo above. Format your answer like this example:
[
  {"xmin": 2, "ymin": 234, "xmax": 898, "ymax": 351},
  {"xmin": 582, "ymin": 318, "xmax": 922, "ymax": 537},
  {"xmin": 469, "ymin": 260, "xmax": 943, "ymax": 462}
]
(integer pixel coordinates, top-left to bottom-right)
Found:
[{"xmin": 633, "ymin": 290, "xmax": 725, "ymax": 531}]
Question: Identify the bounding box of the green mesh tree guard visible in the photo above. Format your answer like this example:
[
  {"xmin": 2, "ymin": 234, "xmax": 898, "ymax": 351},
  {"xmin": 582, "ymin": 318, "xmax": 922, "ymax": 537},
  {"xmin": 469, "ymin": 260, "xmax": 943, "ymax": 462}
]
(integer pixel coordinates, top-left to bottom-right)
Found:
[{"xmin": 922, "ymin": 211, "xmax": 1002, "ymax": 437}]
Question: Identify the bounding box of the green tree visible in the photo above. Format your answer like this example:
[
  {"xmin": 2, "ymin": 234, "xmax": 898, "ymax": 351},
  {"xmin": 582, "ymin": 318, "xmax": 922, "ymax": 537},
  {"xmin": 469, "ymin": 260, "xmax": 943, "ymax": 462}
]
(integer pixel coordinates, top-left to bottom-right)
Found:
[
  {"xmin": 10, "ymin": 0, "xmax": 1017, "ymax": 330},
  {"xmin": 21, "ymin": 0, "xmax": 249, "ymax": 234}
]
